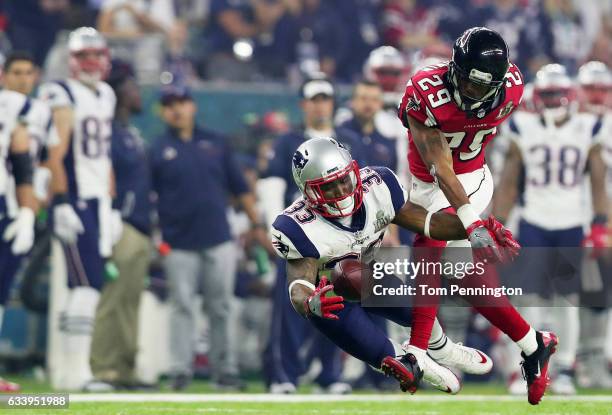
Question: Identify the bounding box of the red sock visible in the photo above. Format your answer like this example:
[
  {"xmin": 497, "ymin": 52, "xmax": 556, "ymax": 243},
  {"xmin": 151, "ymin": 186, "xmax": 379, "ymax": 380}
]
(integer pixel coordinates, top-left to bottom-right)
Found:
[
  {"xmin": 409, "ymin": 234, "xmax": 445, "ymax": 350},
  {"xmin": 460, "ymin": 263, "xmax": 530, "ymax": 342}
]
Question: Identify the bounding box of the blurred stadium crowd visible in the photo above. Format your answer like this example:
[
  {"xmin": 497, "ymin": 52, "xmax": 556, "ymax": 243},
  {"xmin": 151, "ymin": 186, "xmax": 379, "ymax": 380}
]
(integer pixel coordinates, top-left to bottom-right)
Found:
[
  {"xmin": 0, "ymin": 0, "xmax": 611, "ymax": 398},
  {"xmin": 2, "ymin": 0, "xmax": 611, "ymax": 84}
]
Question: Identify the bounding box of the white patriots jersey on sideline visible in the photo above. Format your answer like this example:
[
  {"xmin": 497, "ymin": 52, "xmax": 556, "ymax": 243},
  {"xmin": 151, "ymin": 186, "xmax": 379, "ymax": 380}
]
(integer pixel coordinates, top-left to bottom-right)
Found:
[
  {"xmin": 597, "ymin": 113, "xmax": 612, "ymax": 200},
  {"xmin": 505, "ymin": 111, "xmax": 602, "ymax": 230},
  {"xmin": 0, "ymin": 89, "xmax": 31, "ymax": 197},
  {"xmin": 375, "ymin": 109, "xmax": 410, "ymax": 188},
  {"xmin": 6, "ymin": 97, "xmax": 59, "ymax": 215},
  {"xmin": 38, "ymin": 78, "xmax": 115, "ymax": 199},
  {"xmin": 24, "ymin": 98, "xmax": 59, "ymax": 163},
  {"xmin": 271, "ymin": 166, "xmax": 407, "ymax": 269}
]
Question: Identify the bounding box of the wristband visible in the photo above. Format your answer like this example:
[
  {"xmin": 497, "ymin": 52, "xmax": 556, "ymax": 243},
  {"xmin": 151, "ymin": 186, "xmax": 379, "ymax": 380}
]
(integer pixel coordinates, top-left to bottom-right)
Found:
[
  {"xmin": 424, "ymin": 210, "xmax": 433, "ymax": 239},
  {"xmin": 53, "ymin": 193, "xmax": 70, "ymax": 205},
  {"xmin": 457, "ymin": 204, "xmax": 480, "ymax": 229},
  {"xmin": 288, "ymin": 279, "xmax": 316, "ymax": 298},
  {"xmin": 592, "ymin": 214, "xmax": 608, "ymax": 226}
]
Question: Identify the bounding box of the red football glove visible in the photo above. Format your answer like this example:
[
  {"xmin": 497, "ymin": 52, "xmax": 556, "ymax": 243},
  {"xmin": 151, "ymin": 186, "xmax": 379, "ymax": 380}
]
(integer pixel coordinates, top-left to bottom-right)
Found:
[
  {"xmin": 466, "ymin": 219, "xmax": 503, "ymax": 264},
  {"xmin": 304, "ymin": 277, "xmax": 344, "ymax": 320},
  {"xmin": 484, "ymin": 216, "xmax": 521, "ymax": 263},
  {"xmin": 583, "ymin": 223, "xmax": 609, "ymax": 257}
]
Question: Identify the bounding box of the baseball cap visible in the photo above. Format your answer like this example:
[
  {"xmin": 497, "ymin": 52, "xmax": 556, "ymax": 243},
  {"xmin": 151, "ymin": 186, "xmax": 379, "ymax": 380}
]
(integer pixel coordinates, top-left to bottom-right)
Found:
[
  {"xmin": 160, "ymin": 85, "xmax": 192, "ymax": 106},
  {"xmin": 300, "ymin": 77, "xmax": 335, "ymax": 100}
]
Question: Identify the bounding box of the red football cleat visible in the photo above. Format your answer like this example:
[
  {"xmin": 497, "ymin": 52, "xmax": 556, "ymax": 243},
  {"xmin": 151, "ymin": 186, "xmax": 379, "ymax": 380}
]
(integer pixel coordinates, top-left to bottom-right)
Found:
[
  {"xmin": 381, "ymin": 354, "xmax": 423, "ymax": 393},
  {"xmin": 0, "ymin": 377, "xmax": 20, "ymax": 393},
  {"xmin": 521, "ymin": 331, "xmax": 558, "ymax": 405}
]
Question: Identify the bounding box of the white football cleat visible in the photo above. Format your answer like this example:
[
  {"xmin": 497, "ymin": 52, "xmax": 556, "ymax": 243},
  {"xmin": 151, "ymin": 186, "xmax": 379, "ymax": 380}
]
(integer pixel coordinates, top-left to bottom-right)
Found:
[
  {"xmin": 428, "ymin": 341, "xmax": 493, "ymax": 375},
  {"xmin": 405, "ymin": 345, "xmax": 461, "ymax": 394},
  {"xmin": 321, "ymin": 382, "xmax": 352, "ymax": 395},
  {"xmin": 508, "ymin": 371, "xmax": 527, "ymax": 395},
  {"xmin": 269, "ymin": 382, "xmax": 296, "ymax": 394},
  {"xmin": 551, "ymin": 373, "xmax": 577, "ymax": 395}
]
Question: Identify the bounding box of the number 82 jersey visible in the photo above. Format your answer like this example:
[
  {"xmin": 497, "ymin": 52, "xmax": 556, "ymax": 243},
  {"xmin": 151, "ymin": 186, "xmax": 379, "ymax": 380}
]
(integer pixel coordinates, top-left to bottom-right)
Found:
[
  {"xmin": 398, "ymin": 62, "xmax": 524, "ymax": 183},
  {"xmin": 38, "ymin": 78, "xmax": 116, "ymax": 199}
]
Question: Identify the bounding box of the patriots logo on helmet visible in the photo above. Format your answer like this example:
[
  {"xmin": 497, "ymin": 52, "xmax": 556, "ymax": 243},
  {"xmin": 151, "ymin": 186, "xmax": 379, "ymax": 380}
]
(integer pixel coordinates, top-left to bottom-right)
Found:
[{"xmin": 293, "ymin": 150, "xmax": 309, "ymax": 171}]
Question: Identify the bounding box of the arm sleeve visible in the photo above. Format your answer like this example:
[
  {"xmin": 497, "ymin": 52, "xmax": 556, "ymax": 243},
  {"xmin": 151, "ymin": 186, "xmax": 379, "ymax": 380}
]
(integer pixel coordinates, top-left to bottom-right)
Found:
[{"xmin": 38, "ymin": 82, "xmax": 74, "ymax": 109}]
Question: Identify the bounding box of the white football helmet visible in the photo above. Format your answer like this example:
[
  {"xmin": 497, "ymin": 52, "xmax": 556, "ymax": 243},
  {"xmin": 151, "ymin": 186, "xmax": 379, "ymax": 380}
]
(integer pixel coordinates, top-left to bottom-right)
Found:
[
  {"xmin": 291, "ymin": 137, "xmax": 363, "ymax": 218},
  {"xmin": 577, "ymin": 61, "xmax": 612, "ymax": 114},
  {"xmin": 532, "ymin": 63, "xmax": 577, "ymax": 124},
  {"xmin": 68, "ymin": 27, "xmax": 110, "ymax": 85},
  {"xmin": 364, "ymin": 46, "xmax": 405, "ymax": 93}
]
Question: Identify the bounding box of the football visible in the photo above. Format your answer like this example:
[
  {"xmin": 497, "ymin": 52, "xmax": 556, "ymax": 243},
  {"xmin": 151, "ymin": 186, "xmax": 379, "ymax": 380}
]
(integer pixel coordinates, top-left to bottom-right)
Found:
[{"xmin": 330, "ymin": 258, "xmax": 372, "ymax": 302}]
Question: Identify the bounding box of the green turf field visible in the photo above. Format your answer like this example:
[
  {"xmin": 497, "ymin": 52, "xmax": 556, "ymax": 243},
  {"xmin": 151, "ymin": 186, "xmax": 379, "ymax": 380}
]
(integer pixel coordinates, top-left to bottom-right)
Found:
[
  {"xmin": 2, "ymin": 376, "xmax": 611, "ymax": 415},
  {"xmin": 3, "ymin": 396, "xmax": 612, "ymax": 415}
]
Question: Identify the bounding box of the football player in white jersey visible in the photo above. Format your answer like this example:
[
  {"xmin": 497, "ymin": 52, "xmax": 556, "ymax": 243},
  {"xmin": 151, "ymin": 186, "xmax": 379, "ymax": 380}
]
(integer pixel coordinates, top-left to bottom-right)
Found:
[
  {"xmin": 0, "ymin": 87, "xmax": 37, "ymax": 392},
  {"xmin": 2, "ymin": 51, "xmax": 59, "ymax": 203},
  {"xmin": 271, "ymin": 137, "xmax": 519, "ymax": 393},
  {"xmin": 336, "ymin": 46, "xmax": 410, "ymax": 186},
  {"xmin": 493, "ymin": 64, "xmax": 609, "ymax": 395},
  {"xmin": 0, "ymin": 50, "xmax": 58, "ymax": 393},
  {"xmin": 575, "ymin": 61, "xmax": 612, "ymax": 389},
  {"xmin": 38, "ymin": 27, "xmax": 120, "ymax": 391}
]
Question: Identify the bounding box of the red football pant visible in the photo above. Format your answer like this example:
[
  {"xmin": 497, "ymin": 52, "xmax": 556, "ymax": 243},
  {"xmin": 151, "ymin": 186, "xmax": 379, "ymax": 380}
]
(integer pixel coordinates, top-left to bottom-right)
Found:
[{"xmin": 409, "ymin": 234, "xmax": 531, "ymax": 350}]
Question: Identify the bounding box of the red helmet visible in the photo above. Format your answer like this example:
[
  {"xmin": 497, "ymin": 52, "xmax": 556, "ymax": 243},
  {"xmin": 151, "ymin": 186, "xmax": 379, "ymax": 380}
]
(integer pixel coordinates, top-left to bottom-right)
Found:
[
  {"xmin": 68, "ymin": 27, "xmax": 111, "ymax": 85},
  {"xmin": 577, "ymin": 61, "xmax": 612, "ymax": 114},
  {"xmin": 532, "ymin": 64, "xmax": 577, "ymax": 122}
]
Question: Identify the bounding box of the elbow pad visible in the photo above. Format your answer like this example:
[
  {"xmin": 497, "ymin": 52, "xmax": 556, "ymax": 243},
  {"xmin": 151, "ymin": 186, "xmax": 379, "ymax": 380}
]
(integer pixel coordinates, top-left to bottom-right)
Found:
[{"xmin": 9, "ymin": 151, "xmax": 34, "ymax": 186}]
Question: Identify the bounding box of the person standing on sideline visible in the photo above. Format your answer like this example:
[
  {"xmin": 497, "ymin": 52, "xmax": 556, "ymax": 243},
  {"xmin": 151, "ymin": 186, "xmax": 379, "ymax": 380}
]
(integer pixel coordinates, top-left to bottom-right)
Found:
[
  {"xmin": 39, "ymin": 27, "xmax": 121, "ymax": 392},
  {"xmin": 150, "ymin": 86, "xmax": 267, "ymax": 391},
  {"xmin": 89, "ymin": 60, "xmax": 154, "ymax": 390}
]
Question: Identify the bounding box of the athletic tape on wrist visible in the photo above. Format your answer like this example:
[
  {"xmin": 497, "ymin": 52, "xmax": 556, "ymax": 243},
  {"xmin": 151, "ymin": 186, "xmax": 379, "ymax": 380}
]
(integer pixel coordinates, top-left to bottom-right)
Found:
[
  {"xmin": 457, "ymin": 204, "xmax": 480, "ymax": 229},
  {"xmin": 288, "ymin": 279, "xmax": 316, "ymax": 298},
  {"xmin": 424, "ymin": 210, "xmax": 433, "ymax": 239}
]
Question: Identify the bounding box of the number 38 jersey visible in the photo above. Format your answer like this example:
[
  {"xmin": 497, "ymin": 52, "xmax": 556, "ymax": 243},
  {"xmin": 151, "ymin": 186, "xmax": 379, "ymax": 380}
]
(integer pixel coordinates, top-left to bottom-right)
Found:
[
  {"xmin": 270, "ymin": 166, "xmax": 407, "ymax": 269},
  {"xmin": 38, "ymin": 79, "xmax": 116, "ymax": 199},
  {"xmin": 505, "ymin": 111, "xmax": 602, "ymax": 230},
  {"xmin": 398, "ymin": 62, "xmax": 524, "ymax": 183}
]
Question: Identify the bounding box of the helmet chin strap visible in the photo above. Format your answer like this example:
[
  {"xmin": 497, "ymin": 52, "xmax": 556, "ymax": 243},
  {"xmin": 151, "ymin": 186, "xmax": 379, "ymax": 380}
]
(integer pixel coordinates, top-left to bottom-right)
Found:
[{"xmin": 325, "ymin": 195, "xmax": 355, "ymax": 218}]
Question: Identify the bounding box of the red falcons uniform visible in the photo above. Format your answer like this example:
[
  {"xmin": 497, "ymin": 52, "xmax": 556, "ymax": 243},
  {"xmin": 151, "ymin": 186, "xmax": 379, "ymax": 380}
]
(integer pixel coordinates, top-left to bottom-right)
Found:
[{"xmin": 398, "ymin": 62, "xmax": 524, "ymax": 182}]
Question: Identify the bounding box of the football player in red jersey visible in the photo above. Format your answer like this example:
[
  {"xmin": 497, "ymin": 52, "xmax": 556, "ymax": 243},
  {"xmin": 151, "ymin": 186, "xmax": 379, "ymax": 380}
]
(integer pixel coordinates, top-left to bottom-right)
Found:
[{"xmin": 396, "ymin": 27, "xmax": 557, "ymax": 405}]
